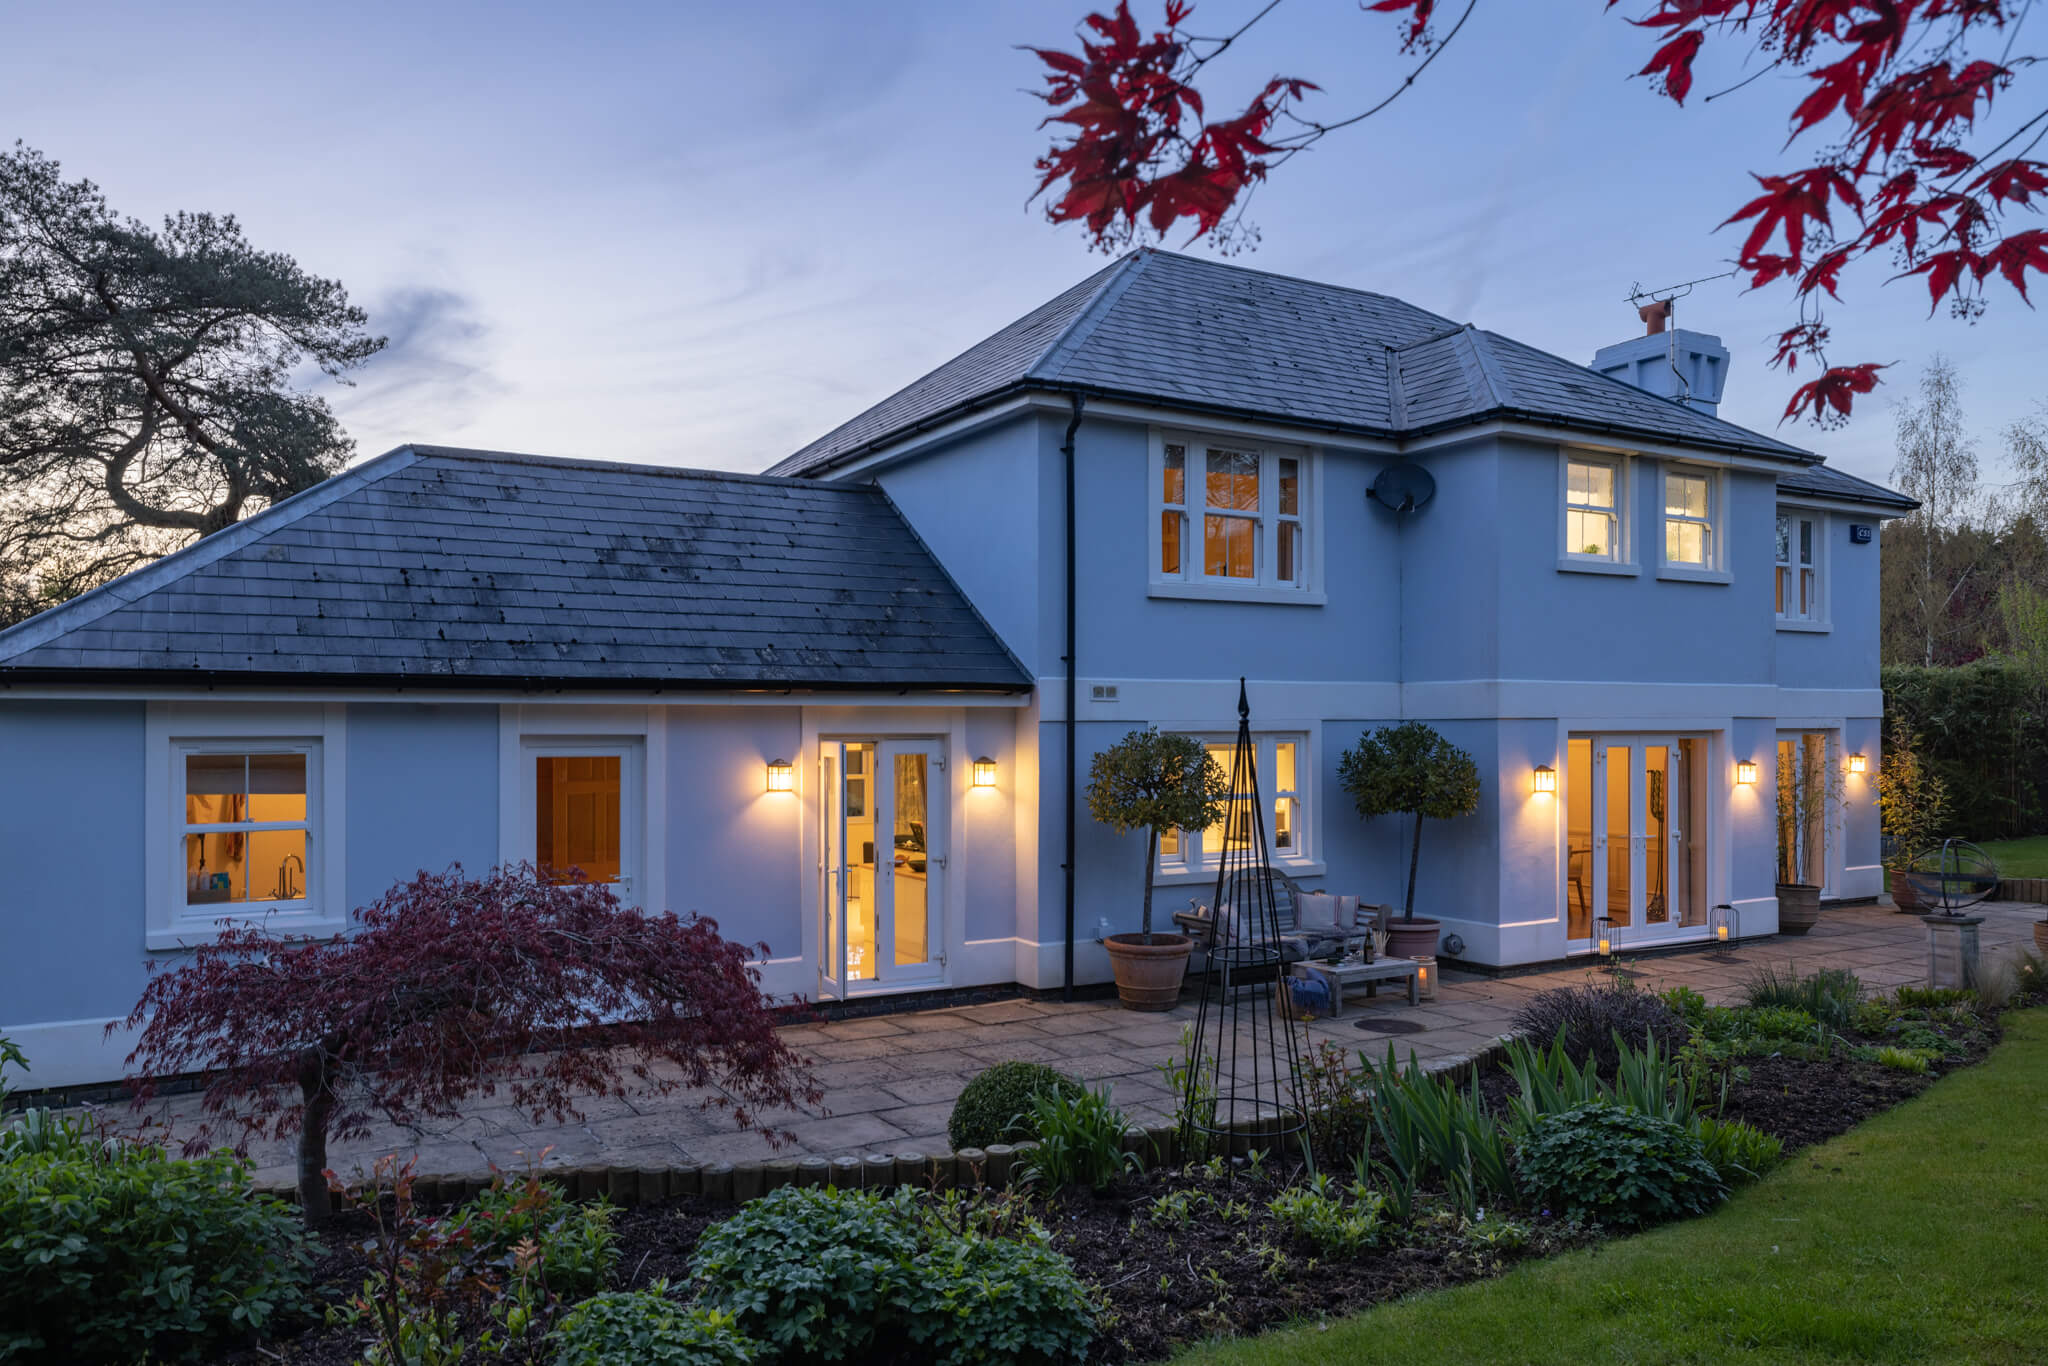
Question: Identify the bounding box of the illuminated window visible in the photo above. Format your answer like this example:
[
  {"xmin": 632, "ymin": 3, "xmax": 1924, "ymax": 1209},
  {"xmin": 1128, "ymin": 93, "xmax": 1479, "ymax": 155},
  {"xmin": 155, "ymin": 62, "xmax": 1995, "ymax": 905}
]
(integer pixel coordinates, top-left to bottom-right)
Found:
[
  {"xmin": 1663, "ymin": 470, "xmax": 1715, "ymax": 567},
  {"xmin": 1160, "ymin": 732, "xmax": 1311, "ymax": 873},
  {"xmin": 1776, "ymin": 510, "xmax": 1822, "ymax": 622},
  {"xmin": 1564, "ymin": 456, "xmax": 1621, "ymax": 560},
  {"xmin": 524, "ymin": 741, "xmax": 639, "ymax": 891},
  {"xmin": 181, "ymin": 749, "xmax": 313, "ymax": 911},
  {"xmin": 1154, "ymin": 434, "xmax": 1314, "ymax": 594}
]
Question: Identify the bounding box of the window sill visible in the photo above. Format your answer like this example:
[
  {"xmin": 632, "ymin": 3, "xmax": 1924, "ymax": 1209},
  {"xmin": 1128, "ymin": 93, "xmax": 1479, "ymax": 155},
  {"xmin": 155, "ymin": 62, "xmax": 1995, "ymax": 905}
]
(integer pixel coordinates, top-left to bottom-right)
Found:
[
  {"xmin": 1148, "ymin": 582, "xmax": 1326, "ymax": 606},
  {"xmin": 148, "ymin": 915, "xmax": 348, "ymax": 952},
  {"xmin": 1656, "ymin": 565, "xmax": 1733, "ymax": 585},
  {"xmin": 1556, "ymin": 557, "xmax": 1639, "ymax": 577},
  {"xmin": 1152, "ymin": 859, "xmax": 1327, "ymax": 888},
  {"xmin": 1776, "ymin": 619, "xmax": 1832, "ymax": 634}
]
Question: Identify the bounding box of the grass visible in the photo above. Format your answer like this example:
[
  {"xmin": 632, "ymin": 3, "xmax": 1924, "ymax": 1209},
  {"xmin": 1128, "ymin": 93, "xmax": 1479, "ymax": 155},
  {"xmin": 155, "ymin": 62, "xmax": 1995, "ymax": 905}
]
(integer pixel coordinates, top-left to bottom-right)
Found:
[
  {"xmin": 1174, "ymin": 1009, "xmax": 2048, "ymax": 1366},
  {"xmin": 1977, "ymin": 835, "xmax": 2048, "ymax": 879}
]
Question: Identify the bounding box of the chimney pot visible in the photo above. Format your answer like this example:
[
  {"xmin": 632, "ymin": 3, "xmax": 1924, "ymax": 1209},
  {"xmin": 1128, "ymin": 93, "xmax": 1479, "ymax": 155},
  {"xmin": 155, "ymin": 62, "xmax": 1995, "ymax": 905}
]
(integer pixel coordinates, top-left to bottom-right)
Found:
[{"xmin": 1638, "ymin": 300, "xmax": 1670, "ymax": 335}]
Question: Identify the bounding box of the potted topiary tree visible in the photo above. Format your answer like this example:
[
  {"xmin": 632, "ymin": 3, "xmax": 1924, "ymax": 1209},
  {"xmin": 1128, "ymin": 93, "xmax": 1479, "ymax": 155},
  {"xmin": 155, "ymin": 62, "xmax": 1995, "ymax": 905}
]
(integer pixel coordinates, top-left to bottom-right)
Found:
[
  {"xmin": 1086, "ymin": 728, "xmax": 1229, "ymax": 1011},
  {"xmin": 1876, "ymin": 715, "xmax": 1949, "ymax": 913},
  {"xmin": 1336, "ymin": 722, "xmax": 1481, "ymax": 961}
]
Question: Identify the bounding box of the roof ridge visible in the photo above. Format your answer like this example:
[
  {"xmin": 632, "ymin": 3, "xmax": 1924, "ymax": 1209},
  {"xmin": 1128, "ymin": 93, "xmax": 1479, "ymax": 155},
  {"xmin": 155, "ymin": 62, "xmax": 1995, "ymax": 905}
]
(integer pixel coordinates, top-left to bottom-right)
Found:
[
  {"xmin": 407, "ymin": 445, "xmax": 856, "ymax": 490},
  {"xmin": 1462, "ymin": 327, "xmax": 1516, "ymax": 410},
  {"xmin": 1029, "ymin": 250, "xmax": 1153, "ymax": 381},
  {"xmin": 0, "ymin": 447, "xmax": 424, "ymax": 664},
  {"xmin": 1383, "ymin": 344, "xmax": 1408, "ymax": 428}
]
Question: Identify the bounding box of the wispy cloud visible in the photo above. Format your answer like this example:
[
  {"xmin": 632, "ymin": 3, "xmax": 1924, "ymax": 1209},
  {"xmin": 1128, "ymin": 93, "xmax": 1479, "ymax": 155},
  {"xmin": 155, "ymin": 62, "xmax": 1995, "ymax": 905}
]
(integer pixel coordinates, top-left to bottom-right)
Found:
[{"xmin": 332, "ymin": 286, "xmax": 505, "ymax": 451}]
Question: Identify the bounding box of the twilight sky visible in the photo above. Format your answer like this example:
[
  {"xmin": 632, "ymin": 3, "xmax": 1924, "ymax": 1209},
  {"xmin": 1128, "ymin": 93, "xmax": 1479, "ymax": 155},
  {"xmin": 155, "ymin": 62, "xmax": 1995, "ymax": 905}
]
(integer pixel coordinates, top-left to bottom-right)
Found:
[{"xmin": 7, "ymin": 1, "xmax": 2043, "ymax": 492}]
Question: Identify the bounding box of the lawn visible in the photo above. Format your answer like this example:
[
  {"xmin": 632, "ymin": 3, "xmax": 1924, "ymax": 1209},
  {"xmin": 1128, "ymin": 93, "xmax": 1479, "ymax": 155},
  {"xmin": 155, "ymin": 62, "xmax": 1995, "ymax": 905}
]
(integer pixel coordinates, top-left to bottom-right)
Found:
[
  {"xmin": 1174, "ymin": 1009, "xmax": 2048, "ymax": 1366},
  {"xmin": 1978, "ymin": 835, "xmax": 2048, "ymax": 879}
]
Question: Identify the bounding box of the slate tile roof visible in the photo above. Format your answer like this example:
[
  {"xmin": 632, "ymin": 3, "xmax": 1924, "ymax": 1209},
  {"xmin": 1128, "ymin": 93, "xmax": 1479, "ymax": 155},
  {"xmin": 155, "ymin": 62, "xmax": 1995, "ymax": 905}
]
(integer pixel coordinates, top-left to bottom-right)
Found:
[
  {"xmin": 767, "ymin": 248, "xmax": 1824, "ymax": 475},
  {"xmin": 1776, "ymin": 460, "xmax": 1919, "ymax": 511},
  {"xmin": 0, "ymin": 447, "xmax": 1031, "ymax": 691}
]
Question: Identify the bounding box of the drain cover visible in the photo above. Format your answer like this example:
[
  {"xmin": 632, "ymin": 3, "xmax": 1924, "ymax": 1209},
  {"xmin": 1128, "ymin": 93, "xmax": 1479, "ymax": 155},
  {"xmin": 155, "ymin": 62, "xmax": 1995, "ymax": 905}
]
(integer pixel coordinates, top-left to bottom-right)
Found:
[{"xmin": 1353, "ymin": 1017, "xmax": 1429, "ymax": 1035}]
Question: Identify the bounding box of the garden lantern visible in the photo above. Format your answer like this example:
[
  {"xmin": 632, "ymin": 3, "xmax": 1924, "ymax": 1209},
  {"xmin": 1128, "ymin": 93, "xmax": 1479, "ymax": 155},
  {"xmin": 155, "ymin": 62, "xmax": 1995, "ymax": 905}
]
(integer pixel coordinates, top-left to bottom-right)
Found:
[
  {"xmin": 1594, "ymin": 913, "xmax": 1612, "ymax": 962},
  {"xmin": 1414, "ymin": 953, "xmax": 1438, "ymax": 1001},
  {"xmin": 1709, "ymin": 902, "xmax": 1738, "ymax": 958}
]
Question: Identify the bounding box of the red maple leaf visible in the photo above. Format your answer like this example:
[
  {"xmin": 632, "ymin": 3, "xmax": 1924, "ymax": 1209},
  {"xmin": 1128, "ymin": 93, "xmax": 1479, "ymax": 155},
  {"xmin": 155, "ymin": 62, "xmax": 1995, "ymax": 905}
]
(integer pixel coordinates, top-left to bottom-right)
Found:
[
  {"xmin": 1977, "ymin": 229, "xmax": 2048, "ymax": 301},
  {"xmin": 1640, "ymin": 29, "xmax": 1705, "ymax": 103},
  {"xmin": 1783, "ymin": 363, "xmax": 1887, "ymax": 424}
]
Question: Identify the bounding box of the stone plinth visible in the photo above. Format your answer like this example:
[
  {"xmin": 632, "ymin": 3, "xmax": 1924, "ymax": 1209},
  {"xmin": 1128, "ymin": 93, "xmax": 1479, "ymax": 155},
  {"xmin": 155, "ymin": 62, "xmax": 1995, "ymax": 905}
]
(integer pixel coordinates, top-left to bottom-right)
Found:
[{"xmin": 1921, "ymin": 913, "xmax": 1984, "ymax": 989}]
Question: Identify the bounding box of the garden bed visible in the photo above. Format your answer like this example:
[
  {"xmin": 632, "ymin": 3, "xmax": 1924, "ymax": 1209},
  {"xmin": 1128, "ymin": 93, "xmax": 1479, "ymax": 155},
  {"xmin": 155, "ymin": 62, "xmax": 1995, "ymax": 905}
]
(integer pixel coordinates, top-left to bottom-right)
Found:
[{"xmin": 199, "ymin": 973, "xmax": 2028, "ymax": 1366}]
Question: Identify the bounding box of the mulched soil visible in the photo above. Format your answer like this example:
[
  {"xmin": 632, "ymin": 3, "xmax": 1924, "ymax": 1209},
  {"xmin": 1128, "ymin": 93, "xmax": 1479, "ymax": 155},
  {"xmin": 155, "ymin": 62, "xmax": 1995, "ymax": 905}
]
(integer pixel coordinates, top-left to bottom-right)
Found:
[{"xmin": 216, "ymin": 1010, "xmax": 2011, "ymax": 1366}]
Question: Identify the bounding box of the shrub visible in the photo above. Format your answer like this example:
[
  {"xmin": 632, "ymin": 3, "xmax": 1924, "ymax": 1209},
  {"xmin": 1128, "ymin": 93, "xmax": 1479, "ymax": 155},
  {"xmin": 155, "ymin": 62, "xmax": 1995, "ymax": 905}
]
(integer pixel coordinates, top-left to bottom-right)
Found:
[
  {"xmin": 1517, "ymin": 1102, "xmax": 1726, "ymax": 1228},
  {"xmin": 1890, "ymin": 1024, "xmax": 1966, "ymax": 1056},
  {"xmin": 1511, "ymin": 981, "xmax": 1688, "ymax": 1074},
  {"xmin": 1086, "ymin": 728, "xmax": 1229, "ymax": 938},
  {"xmin": 454, "ymin": 1168, "xmax": 617, "ymax": 1298},
  {"xmin": 1893, "ymin": 984, "xmax": 1975, "ymax": 1009},
  {"xmin": 553, "ymin": 1287, "xmax": 758, "ymax": 1366},
  {"xmin": 1295, "ymin": 1040, "xmax": 1375, "ymax": 1166},
  {"xmin": 1268, "ymin": 1174, "xmax": 1386, "ymax": 1255},
  {"xmin": 691, "ymin": 1186, "xmax": 922, "ymax": 1360},
  {"xmin": 1695, "ymin": 1116, "xmax": 1784, "ymax": 1185},
  {"xmin": 1742, "ymin": 1005, "xmax": 1821, "ymax": 1040},
  {"xmin": 1658, "ymin": 985, "xmax": 1709, "ymax": 1027},
  {"xmin": 948, "ymin": 1061, "xmax": 1085, "ymax": 1150},
  {"xmin": 0, "ymin": 1145, "xmax": 311, "ymax": 1362},
  {"xmin": 1852, "ymin": 998, "xmax": 1900, "ymax": 1035},
  {"xmin": 891, "ymin": 1231, "xmax": 1096, "ymax": 1365},
  {"xmin": 1742, "ymin": 964, "xmax": 1863, "ymax": 1030},
  {"xmin": 1021, "ymin": 1084, "xmax": 1140, "ymax": 1192},
  {"xmin": 121, "ymin": 864, "xmax": 820, "ymax": 1218}
]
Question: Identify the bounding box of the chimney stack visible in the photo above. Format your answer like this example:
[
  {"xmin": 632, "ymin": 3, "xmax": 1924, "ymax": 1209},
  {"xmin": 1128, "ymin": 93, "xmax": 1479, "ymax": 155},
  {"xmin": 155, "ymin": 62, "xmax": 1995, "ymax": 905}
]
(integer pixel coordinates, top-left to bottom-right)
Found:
[{"xmin": 1591, "ymin": 301, "xmax": 1729, "ymax": 416}]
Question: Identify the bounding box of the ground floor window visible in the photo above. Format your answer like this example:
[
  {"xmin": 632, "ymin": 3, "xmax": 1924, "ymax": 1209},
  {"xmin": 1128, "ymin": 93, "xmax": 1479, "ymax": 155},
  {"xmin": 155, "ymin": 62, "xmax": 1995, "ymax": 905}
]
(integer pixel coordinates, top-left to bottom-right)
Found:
[
  {"xmin": 179, "ymin": 745, "xmax": 317, "ymax": 911},
  {"xmin": 525, "ymin": 741, "xmax": 640, "ymax": 891},
  {"xmin": 1159, "ymin": 732, "xmax": 1309, "ymax": 874}
]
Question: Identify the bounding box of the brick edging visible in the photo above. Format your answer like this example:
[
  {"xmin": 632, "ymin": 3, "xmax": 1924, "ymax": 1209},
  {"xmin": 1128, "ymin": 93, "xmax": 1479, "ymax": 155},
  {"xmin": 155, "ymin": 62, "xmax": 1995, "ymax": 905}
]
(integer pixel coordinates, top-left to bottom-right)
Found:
[{"xmin": 251, "ymin": 1037, "xmax": 1515, "ymax": 1207}]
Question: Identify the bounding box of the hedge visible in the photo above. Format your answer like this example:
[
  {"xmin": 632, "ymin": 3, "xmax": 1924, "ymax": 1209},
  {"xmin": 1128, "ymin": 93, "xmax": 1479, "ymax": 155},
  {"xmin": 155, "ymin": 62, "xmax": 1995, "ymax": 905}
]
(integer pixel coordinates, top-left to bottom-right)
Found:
[{"xmin": 1883, "ymin": 662, "xmax": 2048, "ymax": 841}]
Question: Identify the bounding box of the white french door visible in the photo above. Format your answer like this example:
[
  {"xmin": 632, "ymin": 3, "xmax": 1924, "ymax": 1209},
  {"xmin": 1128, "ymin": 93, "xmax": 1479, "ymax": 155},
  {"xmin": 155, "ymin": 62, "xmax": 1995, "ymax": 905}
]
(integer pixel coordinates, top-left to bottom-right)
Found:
[
  {"xmin": 819, "ymin": 738, "xmax": 947, "ymax": 997},
  {"xmin": 1567, "ymin": 735, "xmax": 1709, "ymax": 949}
]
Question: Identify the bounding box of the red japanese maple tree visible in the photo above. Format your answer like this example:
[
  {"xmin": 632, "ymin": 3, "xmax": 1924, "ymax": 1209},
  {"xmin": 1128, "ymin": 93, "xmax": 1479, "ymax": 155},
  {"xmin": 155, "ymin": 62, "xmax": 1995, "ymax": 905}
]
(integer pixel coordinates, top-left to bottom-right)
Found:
[
  {"xmin": 117, "ymin": 866, "xmax": 821, "ymax": 1219},
  {"xmin": 1027, "ymin": 1, "xmax": 2045, "ymax": 424}
]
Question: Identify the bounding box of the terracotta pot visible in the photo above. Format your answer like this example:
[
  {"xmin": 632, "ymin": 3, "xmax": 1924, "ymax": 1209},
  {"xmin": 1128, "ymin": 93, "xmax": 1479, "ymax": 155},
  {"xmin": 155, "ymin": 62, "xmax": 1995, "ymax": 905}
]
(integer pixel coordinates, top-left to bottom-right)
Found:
[
  {"xmin": 1384, "ymin": 917, "xmax": 1443, "ymax": 961},
  {"xmin": 1104, "ymin": 932, "xmax": 1192, "ymax": 1011},
  {"xmin": 1776, "ymin": 882, "xmax": 1822, "ymax": 935},
  {"xmin": 2033, "ymin": 919, "xmax": 2048, "ymax": 957},
  {"xmin": 1889, "ymin": 869, "xmax": 1920, "ymax": 912}
]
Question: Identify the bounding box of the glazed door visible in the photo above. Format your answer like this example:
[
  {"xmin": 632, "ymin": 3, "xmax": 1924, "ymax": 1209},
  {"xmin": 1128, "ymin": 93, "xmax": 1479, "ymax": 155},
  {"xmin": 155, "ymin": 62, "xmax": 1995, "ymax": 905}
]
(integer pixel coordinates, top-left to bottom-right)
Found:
[
  {"xmin": 819, "ymin": 739, "xmax": 946, "ymax": 995},
  {"xmin": 1569, "ymin": 737, "xmax": 1706, "ymax": 948}
]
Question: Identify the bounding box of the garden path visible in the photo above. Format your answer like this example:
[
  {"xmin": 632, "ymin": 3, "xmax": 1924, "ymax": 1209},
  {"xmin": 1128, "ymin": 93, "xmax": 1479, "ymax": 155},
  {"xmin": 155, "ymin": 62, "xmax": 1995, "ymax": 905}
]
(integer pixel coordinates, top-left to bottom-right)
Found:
[{"xmin": 114, "ymin": 900, "xmax": 2045, "ymax": 1187}]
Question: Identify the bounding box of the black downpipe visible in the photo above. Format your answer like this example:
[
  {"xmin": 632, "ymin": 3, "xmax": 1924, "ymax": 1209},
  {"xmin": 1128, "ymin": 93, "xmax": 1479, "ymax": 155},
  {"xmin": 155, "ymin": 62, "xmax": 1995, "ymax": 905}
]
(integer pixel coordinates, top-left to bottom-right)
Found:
[{"xmin": 1061, "ymin": 395, "xmax": 1086, "ymax": 1001}]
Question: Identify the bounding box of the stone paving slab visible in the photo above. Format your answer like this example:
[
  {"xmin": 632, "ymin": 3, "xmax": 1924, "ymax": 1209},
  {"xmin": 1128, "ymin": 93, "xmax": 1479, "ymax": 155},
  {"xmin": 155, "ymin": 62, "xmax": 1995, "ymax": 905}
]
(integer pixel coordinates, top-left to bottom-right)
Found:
[{"xmin": 81, "ymin": 900, "xmax": 2045, "ymax": 1186}]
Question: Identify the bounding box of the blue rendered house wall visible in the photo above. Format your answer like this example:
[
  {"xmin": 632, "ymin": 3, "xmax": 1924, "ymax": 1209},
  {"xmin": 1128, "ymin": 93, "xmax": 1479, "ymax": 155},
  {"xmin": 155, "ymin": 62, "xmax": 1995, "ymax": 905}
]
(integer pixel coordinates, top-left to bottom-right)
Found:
[{"xmin": 345, "ymin": 703, "xmax": 499, "ymax": 901}]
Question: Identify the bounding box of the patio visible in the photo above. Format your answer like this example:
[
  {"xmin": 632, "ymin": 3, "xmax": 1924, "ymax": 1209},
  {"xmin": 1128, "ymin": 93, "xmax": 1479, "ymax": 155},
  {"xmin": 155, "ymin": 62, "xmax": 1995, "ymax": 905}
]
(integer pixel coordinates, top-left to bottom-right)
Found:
[{"xmin": 117, "ymin": 900, "xmax": 2045, "ymax": 1188}]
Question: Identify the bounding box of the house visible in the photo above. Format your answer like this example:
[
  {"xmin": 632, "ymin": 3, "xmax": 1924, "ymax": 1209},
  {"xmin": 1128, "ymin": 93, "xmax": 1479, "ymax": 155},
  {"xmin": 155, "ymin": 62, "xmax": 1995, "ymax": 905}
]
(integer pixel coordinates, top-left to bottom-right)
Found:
[{"xmin": 0, "ymin": 250, "xmax": 1915, "ymax": 1087}]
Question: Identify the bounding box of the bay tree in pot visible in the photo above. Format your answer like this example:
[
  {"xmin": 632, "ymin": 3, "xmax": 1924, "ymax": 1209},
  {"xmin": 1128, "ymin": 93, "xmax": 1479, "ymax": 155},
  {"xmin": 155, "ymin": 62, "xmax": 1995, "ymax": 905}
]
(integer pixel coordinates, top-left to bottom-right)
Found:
[
  {"xmin": 1086, "ymin": 728, "xmax": 1229, "ymax": 1010},
  {"xmin": 1337, "ymin": 722, "xmax": 1481, "ymax": 960},
  {"xmin": 1775, "ymin": 735, "xmax": 1841, "ymax": 934}
]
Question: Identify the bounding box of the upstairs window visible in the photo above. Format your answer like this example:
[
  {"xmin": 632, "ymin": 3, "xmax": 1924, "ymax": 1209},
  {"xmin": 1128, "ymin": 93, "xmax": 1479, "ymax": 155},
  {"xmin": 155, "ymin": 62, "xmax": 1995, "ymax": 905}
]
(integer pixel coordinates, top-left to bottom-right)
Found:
[
  {"xmin": 1563, "ymin": 455, "xmax": 1623, "ymax": 562},
  {"xmin": 1663, "ymin": 469, "xmax": 1716, "ymax": 568},
  {"xmin": 1777, "ymin": 511, "xmax": 1822, "ymax": 622},
  {"xmin": 1153, "ymin": 433, "xmax": 1314, "ymax": 597}
]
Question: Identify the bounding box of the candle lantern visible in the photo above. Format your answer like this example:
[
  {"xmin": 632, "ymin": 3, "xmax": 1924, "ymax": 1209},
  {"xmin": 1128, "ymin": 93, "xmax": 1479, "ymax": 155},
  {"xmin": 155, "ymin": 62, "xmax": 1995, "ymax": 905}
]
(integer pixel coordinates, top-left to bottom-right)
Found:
[
  {"xmin": 1593, "ymin": 912, "xmax": 1613, "ymax": 964},
  {"xmin": 1709, "ymin": 902, "xmax": 1739, "ymax": 958},
  {"xmin": 1414, "ymin": 954, "xmax": 1438, "ymax": 1001}
]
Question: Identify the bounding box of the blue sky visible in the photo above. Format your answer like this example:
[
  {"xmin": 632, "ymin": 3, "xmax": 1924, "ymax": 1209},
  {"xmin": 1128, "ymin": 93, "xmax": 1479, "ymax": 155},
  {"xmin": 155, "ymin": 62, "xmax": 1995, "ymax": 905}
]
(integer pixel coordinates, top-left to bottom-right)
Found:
[{"xmin": 7, "ymin": 1, "xmax": 2042, "ymax": 491}]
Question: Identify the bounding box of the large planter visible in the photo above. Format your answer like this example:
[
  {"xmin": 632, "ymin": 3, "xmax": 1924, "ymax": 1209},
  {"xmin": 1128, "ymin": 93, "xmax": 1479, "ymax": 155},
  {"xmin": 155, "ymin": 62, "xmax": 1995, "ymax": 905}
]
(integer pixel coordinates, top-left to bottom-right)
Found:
[
  {"xmin": 1776, "ymin": 882, "xmax": 1823, "ymax": 935},
  {"xmin": 1889, "ymin": 869, "xmax": 1920, "ymax": 912},
  {"xmin": 1104, "ymin": 933, "xmax": 1192, "ymax": 1012},
  {"xmin": 1384, "ymin": 917, "xmax": 1443, "ymax": 961}
]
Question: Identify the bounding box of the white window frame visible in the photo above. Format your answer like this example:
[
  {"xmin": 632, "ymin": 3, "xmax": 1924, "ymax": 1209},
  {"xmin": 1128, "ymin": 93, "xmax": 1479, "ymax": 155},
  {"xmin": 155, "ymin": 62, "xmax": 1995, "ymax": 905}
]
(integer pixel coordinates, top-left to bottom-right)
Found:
[
  {"xmin": 1557, "ymin": 450, "xmax": 1636, "ymax": 575},
  {"xmin": 1155, "ymin": 731, "xmax": 1317, "ymax": 882},
  {"xmin": 498, "ymin": 704, "xmax": 665, "ymax": 913},
  {"xmin": 1657, "ymin": 463, "xmax": 1731, "ymax": 583},
  {"xmin": 1775, "ymin": 506, "xmax": 1831, "ymax": 631},
  {"xmin": 1149, "ymin": 430, "xmax": 1324, "ymax": 604},
  {"xmin": 144, "ymin": 703, "xmax": 348, "ymax": 950}
]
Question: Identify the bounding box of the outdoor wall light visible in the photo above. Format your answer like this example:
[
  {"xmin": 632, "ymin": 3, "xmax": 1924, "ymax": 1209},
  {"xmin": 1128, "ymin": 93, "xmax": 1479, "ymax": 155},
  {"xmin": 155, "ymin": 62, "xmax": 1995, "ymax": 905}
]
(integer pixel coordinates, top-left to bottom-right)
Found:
[
  {"xmin": 1531, "ymin": 764, "xmax": 1556, "ymax": 795},
  {"xmin": 971, "ymin": 756, "xmax": 998, "ymax": 788},
  {"xmin": 1847, "ymin": 753, "xmax": 1868, "ymax": 775},
  {"xmin": 1735, "ymin": 760, "xmax": 1759, "ymax": 785},
  {"xmin": 764, "ymin": 759, "xmax": 794, "ymax": 793}
]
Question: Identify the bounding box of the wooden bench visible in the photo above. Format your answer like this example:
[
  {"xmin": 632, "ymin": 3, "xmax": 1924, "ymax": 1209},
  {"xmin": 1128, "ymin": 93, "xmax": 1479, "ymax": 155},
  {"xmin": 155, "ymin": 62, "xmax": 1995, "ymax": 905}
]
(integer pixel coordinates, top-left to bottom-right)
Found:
[
  {"xmin": 1170, "ymin": 873, "xmax": 1390, "ymax": 993},
  {"xmin": 1289, "ymin": 956, "xmax": 1422, "ymax": 1014}
]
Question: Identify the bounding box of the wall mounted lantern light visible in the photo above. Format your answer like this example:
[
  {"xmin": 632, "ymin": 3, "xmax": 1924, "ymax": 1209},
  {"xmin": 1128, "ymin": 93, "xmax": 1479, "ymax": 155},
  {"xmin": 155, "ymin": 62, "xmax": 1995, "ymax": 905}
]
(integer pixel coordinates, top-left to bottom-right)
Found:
[
  {"xmin": 765, "ymin": 759, "xmax": 794, "ymax": 793},
  {"xmin": 1532, "ymin": 764, "xmax": 1556, "ymax": 795},
  {"xmin": 1847, "ymin": 753, "xmax": 1868, "ymax": 775},
  {"xmin": 971, "ymin": 756, "xmax": 998, "ymax": 788},
  {"xmin": 1735, "ymin": 760, "xmax": 1759, "ymax": 786}
]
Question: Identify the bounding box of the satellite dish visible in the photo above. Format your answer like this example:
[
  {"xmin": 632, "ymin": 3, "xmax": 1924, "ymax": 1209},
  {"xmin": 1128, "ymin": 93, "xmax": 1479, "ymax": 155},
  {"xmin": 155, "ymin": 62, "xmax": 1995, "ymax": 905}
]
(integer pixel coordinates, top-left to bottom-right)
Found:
[{"xmin": 1368, "ymin": 462, "xmax": 1436, "ymax": 514}]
